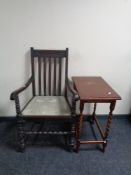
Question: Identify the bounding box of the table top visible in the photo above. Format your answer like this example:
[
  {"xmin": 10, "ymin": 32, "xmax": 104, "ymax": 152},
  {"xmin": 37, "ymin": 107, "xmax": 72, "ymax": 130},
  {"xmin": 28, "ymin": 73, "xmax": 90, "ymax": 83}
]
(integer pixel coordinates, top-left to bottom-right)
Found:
[{"xmin": 72, "ymin": 76, "xmax": 121, "ymax": 102}]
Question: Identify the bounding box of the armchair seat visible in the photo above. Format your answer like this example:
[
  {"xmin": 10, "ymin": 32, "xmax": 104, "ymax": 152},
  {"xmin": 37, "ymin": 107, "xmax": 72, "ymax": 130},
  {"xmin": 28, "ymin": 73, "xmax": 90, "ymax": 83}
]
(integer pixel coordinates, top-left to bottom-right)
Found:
[{"xmin": 22, "ymin": 96, "xmax": 71, "ymax": 117}]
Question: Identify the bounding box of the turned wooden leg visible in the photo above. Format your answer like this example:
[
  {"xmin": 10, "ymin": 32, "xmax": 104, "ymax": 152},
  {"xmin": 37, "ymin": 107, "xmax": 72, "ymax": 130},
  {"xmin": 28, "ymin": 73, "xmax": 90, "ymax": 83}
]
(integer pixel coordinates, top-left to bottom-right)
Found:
[
  {"xmin": 17, "ymin": 118, "xmax": 25, "ymax": 152},
  {"xmin": 76, "ymin": 118, "xmax": 81, "ymax": 153},
  {"xmin": 79, "ymin": 102, "xmax": 85, "ymax": 134},
  {"xmin": 103, "ymin": 101, "xmax": 116, "ymax": 152},
  {"xmin": 69, "ymin": 122, "xmax": 76, "ymax": 152},
  {"xmin": 91, "ymin": 103, "xmax": 97, "ymax": 124},
  {"xmin": 76, "ymin": 102, "xmax": 84, "ymax": 153}
]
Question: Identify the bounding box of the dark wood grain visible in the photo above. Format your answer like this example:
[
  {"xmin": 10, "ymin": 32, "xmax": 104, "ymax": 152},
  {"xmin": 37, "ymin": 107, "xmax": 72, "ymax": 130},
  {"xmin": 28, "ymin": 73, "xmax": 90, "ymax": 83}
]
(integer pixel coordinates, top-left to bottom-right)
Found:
[{"xmin": 72, "ymin": 76, "xmax": 121, "ymax": 102}]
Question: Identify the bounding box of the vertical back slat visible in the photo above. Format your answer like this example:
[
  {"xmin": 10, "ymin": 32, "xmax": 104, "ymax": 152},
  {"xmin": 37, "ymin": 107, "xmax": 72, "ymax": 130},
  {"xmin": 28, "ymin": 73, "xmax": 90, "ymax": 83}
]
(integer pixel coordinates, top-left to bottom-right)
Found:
[
  {"xmin": 31, "ymin": 47, "xmax": 36, "ymax": 96},
  {"xmin": 49, "ymin": 57, "xmax": 51, "ymax": 95},
  {"xmin": 65, "ymin": 48, "xmax": 68, "ymax": 97},
  {"xmin": 38, "ymin": 57, "xmax": 41, "ymax": 95},
  {"xmin": 54, "ymin": 57, "xmax": 57, "ymax": 95},
  {"xmin": 44, "ymin": 57, "xmax": 47, "ymax": 95},
  {"xmin": 58, "ymin": 58, "xmax": 62, "ymax": 95}
]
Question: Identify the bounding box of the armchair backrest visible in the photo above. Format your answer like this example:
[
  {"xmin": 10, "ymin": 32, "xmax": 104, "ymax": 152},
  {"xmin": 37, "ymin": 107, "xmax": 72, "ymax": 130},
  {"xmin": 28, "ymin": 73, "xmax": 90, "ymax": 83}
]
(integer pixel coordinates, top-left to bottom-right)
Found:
[{"xmin": 31, "ymin": 47, "xmax": 68, "ymax": 96}]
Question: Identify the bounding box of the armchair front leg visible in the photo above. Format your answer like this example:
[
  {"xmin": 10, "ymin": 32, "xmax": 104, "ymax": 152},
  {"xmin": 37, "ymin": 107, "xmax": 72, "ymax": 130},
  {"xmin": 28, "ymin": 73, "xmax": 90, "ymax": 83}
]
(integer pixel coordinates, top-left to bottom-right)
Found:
[
  {"xmin": 65, "ymin": 78, "xmax": 80, "ymax": 151},
  {"xmin": 69, "ymin": 93, "xmax": 80, "ymax": 152},
  {"xmin": 13, "ymin": 96, "xmax": 25, "ymax": 152},
  {"xmin": 10, "ymin": 77, "xmax": 33, "ymax": 152}
]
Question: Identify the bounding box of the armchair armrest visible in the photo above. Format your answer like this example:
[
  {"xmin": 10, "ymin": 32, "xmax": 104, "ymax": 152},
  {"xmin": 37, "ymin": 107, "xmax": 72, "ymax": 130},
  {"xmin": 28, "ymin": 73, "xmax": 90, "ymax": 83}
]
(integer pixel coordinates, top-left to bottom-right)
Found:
[
  {"xmin": 10, "ymin": 76, "xmax": 33, "ymax": 100},
  {"xmin": 67, "ymin": 79, "xmax": 79, "ymax": 101}
]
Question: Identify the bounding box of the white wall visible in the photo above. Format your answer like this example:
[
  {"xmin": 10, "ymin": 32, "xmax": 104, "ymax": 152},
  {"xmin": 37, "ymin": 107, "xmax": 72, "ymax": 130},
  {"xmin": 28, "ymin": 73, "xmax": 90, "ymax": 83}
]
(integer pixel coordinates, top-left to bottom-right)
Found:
[{"xmin": 0, "ymin": 0, "xmax": 131, "ymax": 116}]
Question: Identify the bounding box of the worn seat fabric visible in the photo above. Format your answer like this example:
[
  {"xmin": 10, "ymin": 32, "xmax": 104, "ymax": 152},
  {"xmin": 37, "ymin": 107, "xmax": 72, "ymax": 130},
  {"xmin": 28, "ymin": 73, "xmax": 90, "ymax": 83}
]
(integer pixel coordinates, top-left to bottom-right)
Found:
[{"xmin": 22, "ymin": 96, "xmax": 71, "ymax": 117}]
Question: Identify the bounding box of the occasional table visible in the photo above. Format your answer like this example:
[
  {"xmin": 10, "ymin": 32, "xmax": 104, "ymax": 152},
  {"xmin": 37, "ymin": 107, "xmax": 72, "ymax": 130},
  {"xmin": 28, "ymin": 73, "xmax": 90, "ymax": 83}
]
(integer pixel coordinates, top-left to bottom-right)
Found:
[{"xmin": 72, "ymin": 76, "xmax": 121, "ymax": 152}]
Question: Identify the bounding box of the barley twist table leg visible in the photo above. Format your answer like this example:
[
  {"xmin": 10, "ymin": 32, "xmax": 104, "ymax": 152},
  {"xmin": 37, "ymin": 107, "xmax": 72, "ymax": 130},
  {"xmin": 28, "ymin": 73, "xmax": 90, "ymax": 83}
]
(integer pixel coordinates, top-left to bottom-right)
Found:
[
  {"xmin": 91, "ymin": 103, "xmax": 97, "ymax": 124},
  {"xmin": 103, "ymin": 101, "xmax": 116, "ymax": 152},
  {"xmin": 76, "ymin": 102, "xmax": 84, "ymax": 152}
]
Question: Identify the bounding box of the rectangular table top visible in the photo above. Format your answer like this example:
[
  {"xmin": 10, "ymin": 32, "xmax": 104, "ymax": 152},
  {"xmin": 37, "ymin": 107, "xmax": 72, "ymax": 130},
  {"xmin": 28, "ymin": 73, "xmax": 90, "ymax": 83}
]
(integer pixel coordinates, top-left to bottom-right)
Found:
[{"xmin": 72, "ymin": 76, "xmax": 121, "ymax": 102}]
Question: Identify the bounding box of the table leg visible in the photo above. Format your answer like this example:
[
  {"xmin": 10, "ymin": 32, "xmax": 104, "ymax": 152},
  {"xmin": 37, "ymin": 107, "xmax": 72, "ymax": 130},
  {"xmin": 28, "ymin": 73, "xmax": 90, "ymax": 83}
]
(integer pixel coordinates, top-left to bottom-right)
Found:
[
  {"xmin": 90, "ymin": 103, "xmax": 97, "ymax": 123},
  {"xmin": 76, "ymin": 102, "xmax": 84, "ymax": 152},
  {"xmin": 103, "ymin": 101, "xmax": 116, "ymax": 152}
]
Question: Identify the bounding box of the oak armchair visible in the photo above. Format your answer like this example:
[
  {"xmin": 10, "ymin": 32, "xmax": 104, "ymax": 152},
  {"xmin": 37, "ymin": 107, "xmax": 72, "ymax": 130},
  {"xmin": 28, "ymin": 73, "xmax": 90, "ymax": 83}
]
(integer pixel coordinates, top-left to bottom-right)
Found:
[{"xmin": 10, "ymin": 47, "xmax": 78, "ymax": 152}]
